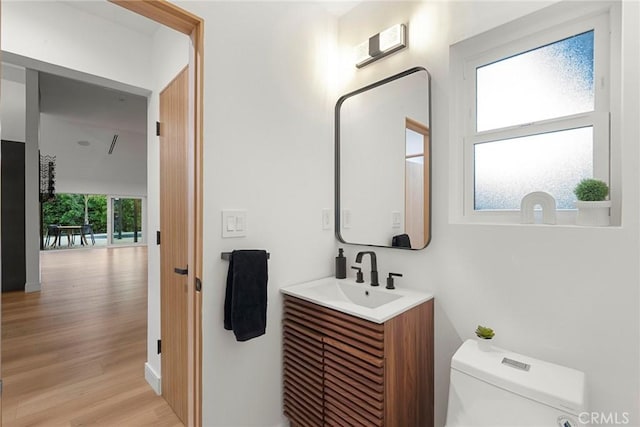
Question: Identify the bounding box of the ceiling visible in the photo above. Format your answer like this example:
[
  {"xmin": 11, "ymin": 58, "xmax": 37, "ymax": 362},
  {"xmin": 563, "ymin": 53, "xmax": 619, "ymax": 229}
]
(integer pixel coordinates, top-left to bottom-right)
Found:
[
  {"xmin": 60, "ymin": 1, "xmax": 161, "ymax": 36},
  {"xmin": 62, "ymin": 0, "xmax": 361, "ymax": 32},
  {"xmin": 39, "ymin": 72, "xmax": 147, "ymax": 135},
  {"xmin": 322, "ymin": 2, "xmax": 360, "ymax": 17}
]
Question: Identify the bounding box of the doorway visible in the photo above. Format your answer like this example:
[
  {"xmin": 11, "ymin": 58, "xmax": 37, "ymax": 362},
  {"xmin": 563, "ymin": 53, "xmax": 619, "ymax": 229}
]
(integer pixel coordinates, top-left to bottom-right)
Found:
[
  {"xmin": 0, "ymin": 1, "xmax": 204, "ymax": 425},
  {"xmin": 404, "ymin": 118, "xmax": 430, "ymax": 249},
  {"xmin": 102, "ymin": 2, "xmax": 205, "ymax": 426}
]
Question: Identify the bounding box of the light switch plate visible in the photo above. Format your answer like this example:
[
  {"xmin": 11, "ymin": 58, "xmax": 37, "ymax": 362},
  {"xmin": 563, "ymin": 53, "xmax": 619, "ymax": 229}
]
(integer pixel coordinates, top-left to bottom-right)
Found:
[{"xmin": 222, "ymin": 210, "xmax": 247, "ymax": 238}]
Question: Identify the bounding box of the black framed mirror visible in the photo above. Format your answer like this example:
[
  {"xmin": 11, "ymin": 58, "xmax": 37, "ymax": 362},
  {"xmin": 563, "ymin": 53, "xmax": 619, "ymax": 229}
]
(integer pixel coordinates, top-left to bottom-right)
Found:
[{"xmin": 335, "ymin": 67, "xmax": 431, "ymax": 249}]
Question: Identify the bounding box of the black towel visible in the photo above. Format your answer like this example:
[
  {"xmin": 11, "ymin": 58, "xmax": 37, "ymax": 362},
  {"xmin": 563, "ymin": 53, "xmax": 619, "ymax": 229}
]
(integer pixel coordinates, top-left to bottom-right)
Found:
[
  {"xmin": 392, "ymin": 233, "xmax": 412, "ymax": 248},
  {"xmin": 224, "ymin": 250, "xmax": 269, "ymax": 341}
]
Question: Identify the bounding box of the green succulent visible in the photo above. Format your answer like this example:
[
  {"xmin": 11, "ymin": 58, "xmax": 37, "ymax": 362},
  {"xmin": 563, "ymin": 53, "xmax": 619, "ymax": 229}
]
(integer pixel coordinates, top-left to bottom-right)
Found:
[
  {"xmin": 574, "ymin": 179, "xmax": 609, "ymax": 202},
  {"xmin": 475, "ymin": 325, "xmax": 495, "ymax": 340}
]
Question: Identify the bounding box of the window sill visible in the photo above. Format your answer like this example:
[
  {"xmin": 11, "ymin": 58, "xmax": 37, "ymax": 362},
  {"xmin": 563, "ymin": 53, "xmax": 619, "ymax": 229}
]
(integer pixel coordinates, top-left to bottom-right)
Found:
[
  {"xmin": 450, "ymin": 208, "xmax": 622, "ymax": 228},
  {"xmin": 452, "ymin": 221, "xmax": 621, "ymax": 229}
]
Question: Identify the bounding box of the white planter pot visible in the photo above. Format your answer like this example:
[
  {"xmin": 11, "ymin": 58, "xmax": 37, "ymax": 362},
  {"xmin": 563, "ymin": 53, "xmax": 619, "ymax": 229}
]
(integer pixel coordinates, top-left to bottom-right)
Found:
[
  {"xmin": 476, "ymin": 337, "xmax": 492, "ymax": 351},
  {"xmin": 575, "ymin": 200, "xmax": 611, "ymax": 226}
]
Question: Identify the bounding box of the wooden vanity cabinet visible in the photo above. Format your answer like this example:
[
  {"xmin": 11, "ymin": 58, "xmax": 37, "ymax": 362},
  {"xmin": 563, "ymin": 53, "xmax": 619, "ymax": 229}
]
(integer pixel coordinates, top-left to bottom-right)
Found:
[{"xmin": 283, "ymin": 295, "xmax": 434, "ymax": 427}]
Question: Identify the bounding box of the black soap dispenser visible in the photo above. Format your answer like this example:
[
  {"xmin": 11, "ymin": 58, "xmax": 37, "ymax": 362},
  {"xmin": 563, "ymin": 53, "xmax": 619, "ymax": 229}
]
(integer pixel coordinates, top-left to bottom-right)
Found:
[{"xmin": 335, "ymin": 248, "xmax": 346, "ymax": 279}]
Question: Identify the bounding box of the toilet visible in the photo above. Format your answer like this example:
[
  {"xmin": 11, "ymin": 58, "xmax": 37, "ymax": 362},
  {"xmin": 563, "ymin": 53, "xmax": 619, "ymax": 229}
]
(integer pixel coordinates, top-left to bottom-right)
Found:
[{"xmin": 446, "ymin": 339, "xmax": 588, "ymax": 427}]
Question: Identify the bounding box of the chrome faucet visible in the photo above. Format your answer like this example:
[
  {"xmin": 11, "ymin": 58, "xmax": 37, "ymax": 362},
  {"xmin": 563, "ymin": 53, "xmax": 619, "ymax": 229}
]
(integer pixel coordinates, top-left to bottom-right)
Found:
[{"xmin": 355, "ymin": 251, "xmax": 379, "ymax": 286}]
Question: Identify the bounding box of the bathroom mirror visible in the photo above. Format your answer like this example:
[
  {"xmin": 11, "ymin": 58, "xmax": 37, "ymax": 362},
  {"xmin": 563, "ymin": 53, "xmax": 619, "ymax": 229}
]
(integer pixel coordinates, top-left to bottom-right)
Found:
[{"xmin": 336, "ymin": 67, "xmax": 431, "ymax": 249}]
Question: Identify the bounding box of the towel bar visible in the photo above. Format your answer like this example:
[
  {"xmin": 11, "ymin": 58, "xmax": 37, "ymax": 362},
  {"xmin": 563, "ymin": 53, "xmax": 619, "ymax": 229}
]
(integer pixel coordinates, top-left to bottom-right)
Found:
[{"xmin": 221, "ymin": 251, "xmax": 270, "ymax": 261}]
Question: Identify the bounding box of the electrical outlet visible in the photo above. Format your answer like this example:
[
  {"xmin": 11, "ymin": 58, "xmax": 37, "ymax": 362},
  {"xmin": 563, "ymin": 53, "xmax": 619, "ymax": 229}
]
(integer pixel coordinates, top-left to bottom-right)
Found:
[
  {"xmin": 342, "ymin": 209, "xmax": 352, "ymax": 229},
  {"xmin": 392, "ymin": 211, "xmax": 401, "ymax": 228},
  {"xmin": 322, "ymin": 208, "xmax": 332, "ymax": 230}
]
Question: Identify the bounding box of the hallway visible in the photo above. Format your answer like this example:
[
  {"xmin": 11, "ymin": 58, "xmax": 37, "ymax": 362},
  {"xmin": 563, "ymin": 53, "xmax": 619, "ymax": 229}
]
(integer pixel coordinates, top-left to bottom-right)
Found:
[{"xmin": 2, "ymin": 246, "xmax": 182, "ymax": 426}]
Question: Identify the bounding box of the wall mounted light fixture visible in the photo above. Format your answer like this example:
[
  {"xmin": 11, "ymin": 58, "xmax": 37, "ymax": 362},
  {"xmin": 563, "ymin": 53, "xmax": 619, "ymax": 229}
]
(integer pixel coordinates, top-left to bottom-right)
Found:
[{"xmin": 355, "ymin": 24, "xmax": 407, "ymax": 68}]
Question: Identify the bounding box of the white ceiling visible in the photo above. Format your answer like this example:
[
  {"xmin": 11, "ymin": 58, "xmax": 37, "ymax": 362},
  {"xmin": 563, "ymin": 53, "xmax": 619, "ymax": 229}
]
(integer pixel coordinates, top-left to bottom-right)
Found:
[
  {"xmin": 39, "ymin": 72, "xmax": 147, "ymax": 135},
  {"xmin": 60, "ymin": 1, "xmax": 161, "ymax": 36},
  {"xmin": 61, "ymin": 0, "xmax": 361, "ymax": 31},
  {"xmin": 322, "ymin": 1, "xmax": 360, "ymax": 17}
]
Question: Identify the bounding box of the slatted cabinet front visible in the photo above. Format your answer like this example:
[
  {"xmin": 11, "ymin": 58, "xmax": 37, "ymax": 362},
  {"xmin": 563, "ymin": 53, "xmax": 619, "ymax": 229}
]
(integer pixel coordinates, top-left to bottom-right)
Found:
[
  {"xmin": 283, "ymin": 296, "xmax": 386, "ymax": 426},
  {"xmin": 283, "ymin": 318, "xmax": 324, "ymax": 425}
]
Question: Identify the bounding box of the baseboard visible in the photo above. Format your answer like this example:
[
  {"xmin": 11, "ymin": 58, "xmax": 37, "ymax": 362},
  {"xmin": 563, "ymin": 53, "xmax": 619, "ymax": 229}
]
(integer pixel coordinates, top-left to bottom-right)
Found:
[
  {"xmin": 145, "ymin": 362, "xmax": 162, "ymax": 395},
  {"xmin": 25, "ymin": 282, "xmax": 41, "ymax": 293}
]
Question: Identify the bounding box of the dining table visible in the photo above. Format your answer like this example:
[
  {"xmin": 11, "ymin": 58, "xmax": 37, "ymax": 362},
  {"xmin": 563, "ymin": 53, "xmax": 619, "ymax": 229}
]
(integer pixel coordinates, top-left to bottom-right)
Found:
[{"xmin": 55, "ymin": 225, "xmax": 88, "ymax": 247}]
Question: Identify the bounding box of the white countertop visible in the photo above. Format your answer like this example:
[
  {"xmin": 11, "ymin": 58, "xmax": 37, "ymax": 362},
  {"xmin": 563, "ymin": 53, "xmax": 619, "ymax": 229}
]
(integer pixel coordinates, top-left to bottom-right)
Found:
[{"xmin": 280, "ymin": 277, "xmax": 434, "ymax": 324}]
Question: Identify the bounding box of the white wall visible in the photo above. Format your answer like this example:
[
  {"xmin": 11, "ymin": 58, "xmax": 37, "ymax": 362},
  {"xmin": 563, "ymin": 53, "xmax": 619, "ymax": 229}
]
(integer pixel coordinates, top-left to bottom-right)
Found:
[
  {"xmin": 337, "ymin": 2, "xmax": 639, "ymax": 426},
  {"xmin": 1, "ymin": 1, "xmax": 152, "ymax": 91},
  {"xmin": 0, "ymin": 65, "xmax": 26, "ymax": 142},
  {"xmin": 146, "ymin": 24, "xmax": 190, "ymax": 393},
  {"xmin": 169, "ymin": 2, "xmax": 337, "ymax": 425},
  {"xmin": 24, "ymin": 69, "xmax": 40, "ymax": 293}
]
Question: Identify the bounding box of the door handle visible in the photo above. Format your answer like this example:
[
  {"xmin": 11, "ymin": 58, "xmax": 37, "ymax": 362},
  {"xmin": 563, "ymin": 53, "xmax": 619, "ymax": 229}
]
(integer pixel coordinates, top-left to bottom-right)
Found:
[{"xmin": 174, "ymin": 267, "xmax": 188, "ymax": 275}]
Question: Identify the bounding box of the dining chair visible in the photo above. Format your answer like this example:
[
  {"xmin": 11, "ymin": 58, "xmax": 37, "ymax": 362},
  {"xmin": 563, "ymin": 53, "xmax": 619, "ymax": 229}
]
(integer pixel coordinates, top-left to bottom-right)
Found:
[
  {"xmin": 82, "ymin": 224, "xmax": 96, "ymax": 245},
  {"xmin": 45, "ymin": 224, "xmax": 60, "ymax": 248}
]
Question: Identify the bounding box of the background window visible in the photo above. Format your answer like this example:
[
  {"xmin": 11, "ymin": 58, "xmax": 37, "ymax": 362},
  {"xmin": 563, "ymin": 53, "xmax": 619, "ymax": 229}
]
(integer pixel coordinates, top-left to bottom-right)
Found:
[
  {"xmin": 476, "ymin": 31, "xmax": 594, "ymax": 132},
  {"xmin": 474, "ymin": 127, "xmax": 593, "ymax": 210},
  {"xmin": 459, "ymin": 12, "xmax": 610, "ymax": 217}
]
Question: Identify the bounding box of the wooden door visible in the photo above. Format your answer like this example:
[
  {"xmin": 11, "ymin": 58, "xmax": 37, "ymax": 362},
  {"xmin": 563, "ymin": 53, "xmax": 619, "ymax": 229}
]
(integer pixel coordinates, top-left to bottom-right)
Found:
[{"xmin": 160, "ymin": 67, "xmax": 189, "ymax": 423}]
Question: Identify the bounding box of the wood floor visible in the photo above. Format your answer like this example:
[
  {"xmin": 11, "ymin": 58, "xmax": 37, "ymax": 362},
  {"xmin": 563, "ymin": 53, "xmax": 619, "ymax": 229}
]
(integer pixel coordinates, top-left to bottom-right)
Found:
[{"xmin": 2, "ymin": 246, "xmax": 183, "ymax": 427}]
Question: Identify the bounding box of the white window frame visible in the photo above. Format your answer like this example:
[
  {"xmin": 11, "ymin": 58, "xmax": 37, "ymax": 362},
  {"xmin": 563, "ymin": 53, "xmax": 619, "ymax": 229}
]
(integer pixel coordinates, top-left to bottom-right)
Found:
[{"xmin": 451, "ymin": 2, "xmax": 620, "ymax": 225}]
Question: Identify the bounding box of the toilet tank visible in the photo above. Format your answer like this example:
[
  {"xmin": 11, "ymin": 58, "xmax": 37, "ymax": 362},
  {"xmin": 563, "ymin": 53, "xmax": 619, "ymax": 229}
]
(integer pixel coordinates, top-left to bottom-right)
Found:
[{"xmin": 446, "ymin": 339, "xmax": 588, "ymax": 427}]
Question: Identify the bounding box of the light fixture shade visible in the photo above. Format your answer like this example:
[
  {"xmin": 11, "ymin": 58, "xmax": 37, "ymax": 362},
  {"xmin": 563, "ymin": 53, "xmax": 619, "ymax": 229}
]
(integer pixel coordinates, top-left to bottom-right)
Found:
[
  {"xmin": 354, "ymin": 40, "xmax": 371, "ymax": 65},
  {"xmin": 379, "ymin": 24, "xmax": 405, "ymax": 51},
  {"xmin": 355, "ymin": 23, "xmax": 407, "ymax": 68}
]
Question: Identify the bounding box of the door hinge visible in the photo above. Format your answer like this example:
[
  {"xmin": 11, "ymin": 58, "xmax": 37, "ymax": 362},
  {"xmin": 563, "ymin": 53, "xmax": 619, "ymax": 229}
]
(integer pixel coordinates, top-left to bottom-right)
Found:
[
  {"xmin": 157, "ymin": 339, "xmax": 161, "ymax": 354},
  {"xmin": 156, "ymin": 230, "xmax": 161, "ymax": 245},
  {"xmin": 0, "ymin": 379, "xmax": 3, "ymax": 396},
  {"xmin": 195, "ymin": 277, "xmax": 202, "ymax": 292},
  {"xmin": 156, "ymin": 121, "xmax": 161, "ymax": 136}
]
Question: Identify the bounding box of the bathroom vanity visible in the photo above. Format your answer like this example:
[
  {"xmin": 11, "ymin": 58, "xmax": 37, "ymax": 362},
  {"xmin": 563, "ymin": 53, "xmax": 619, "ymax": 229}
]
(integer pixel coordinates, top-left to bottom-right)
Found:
[{"xmin": 281, "ymin": 278, "xmax": 434, "ymax": 426}]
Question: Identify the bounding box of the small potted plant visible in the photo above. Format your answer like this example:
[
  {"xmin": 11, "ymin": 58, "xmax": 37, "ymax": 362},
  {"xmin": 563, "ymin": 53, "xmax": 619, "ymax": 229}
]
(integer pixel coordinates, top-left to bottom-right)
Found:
[
  {"xmin": 475, "ymin": 325, "xmax": 494, "ymax": 351},
  {"xmin": 574, "ymin": 178, "xmax": 611, "ymax": 226}
]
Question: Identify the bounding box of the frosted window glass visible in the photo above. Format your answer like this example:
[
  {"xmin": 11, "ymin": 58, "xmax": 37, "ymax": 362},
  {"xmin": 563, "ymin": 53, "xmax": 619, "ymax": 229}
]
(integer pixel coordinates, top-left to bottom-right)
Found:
[
  {"xmin": 474, "ymin": 127, "xmax": 593, "ymax": 210},
  {"xmin": 477, "ymin": 31, "xmax": 594, "ymax": 132}
]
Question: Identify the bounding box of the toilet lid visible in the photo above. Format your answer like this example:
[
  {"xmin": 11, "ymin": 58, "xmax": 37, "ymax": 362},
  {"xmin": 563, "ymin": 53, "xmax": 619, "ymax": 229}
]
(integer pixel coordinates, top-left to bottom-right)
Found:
[{"xmin": 451, "ymin": 340, "xmax": 587, "ymax": 415}]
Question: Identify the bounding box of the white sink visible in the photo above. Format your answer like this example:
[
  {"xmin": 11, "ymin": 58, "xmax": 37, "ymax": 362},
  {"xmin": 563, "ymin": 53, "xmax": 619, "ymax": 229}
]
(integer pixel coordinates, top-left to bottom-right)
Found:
[
  {"xmin": 304, "ymin": 280, "xmax": 402, "ymax": 308},
  {"xmin": 281, "ymin": 277, "xmax": 433, "ymax": 323}
]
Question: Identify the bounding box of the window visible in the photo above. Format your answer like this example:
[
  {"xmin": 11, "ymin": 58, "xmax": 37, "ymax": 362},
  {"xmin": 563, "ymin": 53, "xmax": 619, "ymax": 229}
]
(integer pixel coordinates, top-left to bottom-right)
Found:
[
  {"xmin": 476, "ymin": 31, "xmax": 595, "ymax": 133},
  {"xmin": 452, "ymin": 5, "xmax": 616, "ymax": 223}
]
